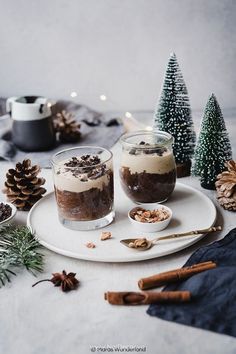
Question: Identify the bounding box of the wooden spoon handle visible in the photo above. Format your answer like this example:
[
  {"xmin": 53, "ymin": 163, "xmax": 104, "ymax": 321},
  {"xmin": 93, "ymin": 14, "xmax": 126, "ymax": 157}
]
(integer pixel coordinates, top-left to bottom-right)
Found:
[{"xmin": 152, "ymin": 226, "xmax": 222, "ymax": 242}]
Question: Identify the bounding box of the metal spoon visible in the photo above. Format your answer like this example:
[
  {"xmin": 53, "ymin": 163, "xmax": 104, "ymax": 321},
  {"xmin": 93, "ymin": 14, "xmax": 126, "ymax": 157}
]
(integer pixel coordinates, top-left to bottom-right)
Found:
[{"xmin": 120, "ymin": 226, "xmax": 222, "ymax": 251}]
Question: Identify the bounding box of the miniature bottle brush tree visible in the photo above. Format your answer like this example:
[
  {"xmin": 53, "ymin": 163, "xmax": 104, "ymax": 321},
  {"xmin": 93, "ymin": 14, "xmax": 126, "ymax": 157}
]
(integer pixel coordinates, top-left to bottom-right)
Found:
[
  {"xmin": 192, "ymin": 94, "xmax": 232, "ymax": 190},
  {"xmin": 154, "ymin": 53, "xmax": 196, "ymax": 177}
]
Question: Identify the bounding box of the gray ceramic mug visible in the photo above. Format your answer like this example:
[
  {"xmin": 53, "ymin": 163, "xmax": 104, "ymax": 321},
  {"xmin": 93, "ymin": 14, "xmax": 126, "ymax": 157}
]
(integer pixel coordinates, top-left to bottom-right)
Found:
[{"xmin": 6, "ymin": 96, "xmax": 55, "ymax": 152}]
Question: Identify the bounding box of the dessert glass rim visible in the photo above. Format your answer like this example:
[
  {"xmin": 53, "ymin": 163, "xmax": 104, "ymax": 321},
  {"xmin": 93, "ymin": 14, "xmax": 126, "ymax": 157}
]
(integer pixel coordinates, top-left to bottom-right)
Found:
[
  {"xmin": 50, "ymin": 146, "xmax": 113, "ymax": 169},
  {"xmin": 120, "ymin": 130, "xmax": 174, "ymax": 148}
]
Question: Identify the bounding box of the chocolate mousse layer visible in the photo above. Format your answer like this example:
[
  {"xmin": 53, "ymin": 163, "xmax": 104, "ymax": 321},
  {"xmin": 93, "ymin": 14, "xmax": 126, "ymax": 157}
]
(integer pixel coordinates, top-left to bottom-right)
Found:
[
  {"xmin": 55, "ymin": 171, "xmax": 113, "ymax": 221},
  {"xmin": 120, "ymin": 167, "xmax": 176, "ymax": 203}
]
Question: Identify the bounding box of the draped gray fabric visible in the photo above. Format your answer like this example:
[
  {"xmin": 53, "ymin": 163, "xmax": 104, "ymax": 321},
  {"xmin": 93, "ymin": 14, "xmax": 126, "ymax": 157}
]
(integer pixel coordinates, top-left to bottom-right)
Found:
[
  {"xmin": 148, "ymin": 228, "xmax": 236, "ymax": 338},
  {"xmin": 0, "ymin": 99, "xmax": 124, "ymax": 167}
]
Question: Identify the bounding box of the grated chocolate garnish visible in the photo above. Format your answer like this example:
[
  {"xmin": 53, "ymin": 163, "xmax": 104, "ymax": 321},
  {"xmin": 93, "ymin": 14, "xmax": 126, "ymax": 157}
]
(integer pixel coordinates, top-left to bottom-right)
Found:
[
  {"xmin": 128, "ymin": 142, "xmax": 167, "ymax": 156},
  {"xmin": 64, "ymin": 155, "xmax": 101, "ymax": 168},
  {"xmin": 87, "ymin": 164, "xmax": 106, "ymax": 179},
  {"xmin": 64, "ymin": 155, "xmax": 107, "ymax": 180}
]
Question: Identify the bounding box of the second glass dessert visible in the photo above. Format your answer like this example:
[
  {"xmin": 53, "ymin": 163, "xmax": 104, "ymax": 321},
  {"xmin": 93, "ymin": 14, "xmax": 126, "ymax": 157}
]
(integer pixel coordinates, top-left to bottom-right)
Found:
[
  {"xmin": 52, "ymin": 146, "xmax": 114, "ymax": 230},
  {"xmin": 120, "ymin": 130, "xmax": 176, "ymax": 204}
]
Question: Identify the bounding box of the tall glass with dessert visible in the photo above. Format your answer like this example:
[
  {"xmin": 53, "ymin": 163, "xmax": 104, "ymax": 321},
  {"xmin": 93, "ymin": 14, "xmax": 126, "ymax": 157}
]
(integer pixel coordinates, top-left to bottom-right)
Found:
[
  {"xmin": 52, "ymin": 146, "xmax": 114, "ymax": 230},
  {"xmin": 120, "ymin": 130, "xmax": 176, "ymax": 203}
]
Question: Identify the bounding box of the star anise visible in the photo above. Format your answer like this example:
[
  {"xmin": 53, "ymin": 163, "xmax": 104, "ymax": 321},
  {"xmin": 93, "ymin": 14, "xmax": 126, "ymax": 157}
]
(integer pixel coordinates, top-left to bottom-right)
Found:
[{"xmin": 32, "ymin": 270, "xmax": 79, "ymax": 292}]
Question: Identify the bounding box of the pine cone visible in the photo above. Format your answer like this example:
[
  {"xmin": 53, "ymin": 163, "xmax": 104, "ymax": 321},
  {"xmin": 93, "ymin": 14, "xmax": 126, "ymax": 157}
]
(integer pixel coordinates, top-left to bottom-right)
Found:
[
  {"xmin": 215, "ymin": 160, "xmax": 236, "ymax": 211},
  {"xmin": 3, "ymin": 159, "xmax": 46, "ymax": 211},
  {"xmin": 54, "ymin": 110, "xmax": 81, "ymax": 143}
]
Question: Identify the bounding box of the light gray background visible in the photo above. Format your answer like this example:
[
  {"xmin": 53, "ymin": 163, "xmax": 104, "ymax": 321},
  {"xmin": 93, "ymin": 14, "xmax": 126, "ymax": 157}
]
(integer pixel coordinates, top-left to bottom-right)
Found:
[{"xmin": 0, "ymin": 0, "xmax": 235, "ymax": 112}]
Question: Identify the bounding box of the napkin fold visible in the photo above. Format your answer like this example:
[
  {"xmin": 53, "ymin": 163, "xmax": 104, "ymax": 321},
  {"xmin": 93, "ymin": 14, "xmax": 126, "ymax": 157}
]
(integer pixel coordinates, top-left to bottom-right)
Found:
[
  {"xmin": 0, "ymin": 99, "xmax": 124, "ymax": 167},
  {"xmin": 148, "ymin": 228, "xmax": 236, "ymax": 337}
]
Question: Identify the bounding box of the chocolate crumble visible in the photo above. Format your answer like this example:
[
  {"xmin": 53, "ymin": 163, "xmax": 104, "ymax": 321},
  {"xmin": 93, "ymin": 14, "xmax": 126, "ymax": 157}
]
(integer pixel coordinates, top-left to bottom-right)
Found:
[
  {"xmin": 0, "ymin": 203, "xmax": 12, "ymax": 222},
  {"xmin": 128, "ymin": 142, "xmax": 167, "ymax": 156},
  {"xmin": 63, "ymin": 155, "xmax": 106, "ymax": 179},
  {"xmin": 64, "ymin": 155, "xmax": 101, "ymax": 168}
]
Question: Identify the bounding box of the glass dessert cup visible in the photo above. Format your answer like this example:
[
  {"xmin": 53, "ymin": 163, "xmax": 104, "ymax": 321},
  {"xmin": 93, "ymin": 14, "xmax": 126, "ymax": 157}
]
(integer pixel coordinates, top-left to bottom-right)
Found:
[
  {"xmin": 119, "ymin": 130, "xmax": 176, "ymax": 204},
  {"xmin": 51, "ymin": 146, "xmax": 114, "ymax": 230}
]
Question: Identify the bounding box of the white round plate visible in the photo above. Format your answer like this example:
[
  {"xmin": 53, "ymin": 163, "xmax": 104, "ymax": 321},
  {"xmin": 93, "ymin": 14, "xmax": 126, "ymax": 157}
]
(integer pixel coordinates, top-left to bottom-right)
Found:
[{"xmin": 27, "ymin": 183, "xmax": 216, "ymax": 262}]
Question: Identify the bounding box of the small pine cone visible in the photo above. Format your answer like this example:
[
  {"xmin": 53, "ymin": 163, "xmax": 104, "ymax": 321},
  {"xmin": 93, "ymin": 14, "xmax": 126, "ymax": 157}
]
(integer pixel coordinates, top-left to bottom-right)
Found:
[
  {"xmin": 215, "ymin": 160, "xmax": 236, "ymax": 211},
  {"xmin": 3, "ymin": 159, "xmax": 46, "ymax": 211},
  {"xmin": 54, "ymin": 110, "xmax": 81, "ymax": 143}
]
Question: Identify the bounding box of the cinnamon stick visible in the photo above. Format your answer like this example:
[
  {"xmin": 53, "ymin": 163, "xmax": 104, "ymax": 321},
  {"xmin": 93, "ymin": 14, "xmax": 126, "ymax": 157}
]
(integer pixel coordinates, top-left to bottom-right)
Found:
[
  {"xmin": 104, "ymin": 291, "xmax": 191, "ymax": 305},
  {"xmin": 138, "ymin": 261, "xmax": 217, "ymax": 290}
]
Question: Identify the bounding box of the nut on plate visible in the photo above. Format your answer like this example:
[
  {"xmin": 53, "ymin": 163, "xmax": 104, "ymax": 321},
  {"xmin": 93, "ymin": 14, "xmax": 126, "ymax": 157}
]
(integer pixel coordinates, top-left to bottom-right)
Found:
[
  {"xmin": 101, "ymin": 231, "xmax": 112, "ymax": 241},
  {"xmin": 86, "ymin": 242, "xmax": 96, "ymax": 249}
]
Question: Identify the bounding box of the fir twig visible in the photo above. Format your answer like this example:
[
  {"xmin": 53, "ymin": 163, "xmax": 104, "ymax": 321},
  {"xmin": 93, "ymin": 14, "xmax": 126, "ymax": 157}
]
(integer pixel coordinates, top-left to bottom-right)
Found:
[
  {"xmin": 0, "ymin": 254, "xmax": 16, "ymax": 286},
  {"xmin": 0, "ymin": 225, "xmax": 44, "ymax": 286}
]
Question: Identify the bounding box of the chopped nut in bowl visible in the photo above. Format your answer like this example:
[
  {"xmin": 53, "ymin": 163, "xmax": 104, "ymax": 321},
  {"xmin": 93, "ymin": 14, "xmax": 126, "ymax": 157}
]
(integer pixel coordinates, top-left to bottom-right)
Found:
[{"xmin": 128, "ymin": 204, "xmax": 172, "ymax": 232}]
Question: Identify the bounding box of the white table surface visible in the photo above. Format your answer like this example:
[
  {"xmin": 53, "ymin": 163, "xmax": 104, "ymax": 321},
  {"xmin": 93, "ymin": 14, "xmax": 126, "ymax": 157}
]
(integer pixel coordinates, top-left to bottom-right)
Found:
[{"xmin": 1, "ymin": 112, "xmax": 236, "ymax": 354}]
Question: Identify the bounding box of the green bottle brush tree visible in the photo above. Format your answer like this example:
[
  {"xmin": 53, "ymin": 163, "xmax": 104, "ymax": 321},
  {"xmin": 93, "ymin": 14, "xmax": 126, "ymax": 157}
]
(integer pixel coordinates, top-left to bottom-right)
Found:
[
  {"xmin": 154, "ymin": 53, "xmax": 196, "ymax": 177},
  {"xmin": 192, "ymin": 94, "xmax": 232, "ymax": 190}
]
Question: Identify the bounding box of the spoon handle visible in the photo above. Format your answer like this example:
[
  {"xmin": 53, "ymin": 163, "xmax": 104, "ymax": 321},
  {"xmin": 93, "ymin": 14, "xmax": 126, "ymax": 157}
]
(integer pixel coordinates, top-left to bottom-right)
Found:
[{"xmin": 152, "ymin": 226, "xmax": 222, "ymax": 242}]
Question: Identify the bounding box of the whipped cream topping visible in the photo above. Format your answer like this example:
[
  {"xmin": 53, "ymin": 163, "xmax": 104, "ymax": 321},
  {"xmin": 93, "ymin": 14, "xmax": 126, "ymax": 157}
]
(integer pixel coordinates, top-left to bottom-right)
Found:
[
  {"xmin": 121, "ymin": 150, "xmax": 175, "ymax": 174},
  {"xmin": 54, "ymin": 156, "xmax": 113, "ymax": 193}
]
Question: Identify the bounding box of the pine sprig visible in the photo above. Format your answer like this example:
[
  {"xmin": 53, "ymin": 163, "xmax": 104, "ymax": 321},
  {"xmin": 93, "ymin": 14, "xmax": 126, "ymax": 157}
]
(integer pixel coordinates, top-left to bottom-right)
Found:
[
  {"xmin": 0, "ymin": 225, "xmax": 44, "ymax": 286},
  {"xmin": 0, "ymin": 254, "xmax": 16, "ymax": 286}
]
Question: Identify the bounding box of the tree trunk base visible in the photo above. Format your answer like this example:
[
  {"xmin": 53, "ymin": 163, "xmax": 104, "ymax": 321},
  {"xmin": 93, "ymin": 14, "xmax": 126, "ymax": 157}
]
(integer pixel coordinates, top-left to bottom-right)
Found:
[
  {"xmin": 176, "ymin": 160, "xmax": 191, "ymax": 178},
  {"xmin": 200, "ymin": 180, "xmax": 216, "ymax": 190}
]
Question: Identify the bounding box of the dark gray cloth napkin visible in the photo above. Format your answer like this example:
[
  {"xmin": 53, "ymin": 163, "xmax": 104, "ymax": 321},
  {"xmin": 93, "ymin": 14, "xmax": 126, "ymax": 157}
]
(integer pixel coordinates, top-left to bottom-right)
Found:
[
  {"xmin": 0, "ymin": 98, "xmax": 124, "ymax": 167},
  {"xmin": 148, "ymin": 228, "xmax": 236, "ymax": 337}
]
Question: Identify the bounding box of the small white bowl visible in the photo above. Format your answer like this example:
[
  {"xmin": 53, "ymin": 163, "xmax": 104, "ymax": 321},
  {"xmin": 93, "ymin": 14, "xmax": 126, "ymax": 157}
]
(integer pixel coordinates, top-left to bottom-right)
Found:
[
  {"xmin": 128, "ymin": 204, "xmax": 172, "ymax": 233},
  {"xmin": 0, "ymin": 202, "xmax": 17, "ymax": 226}
]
